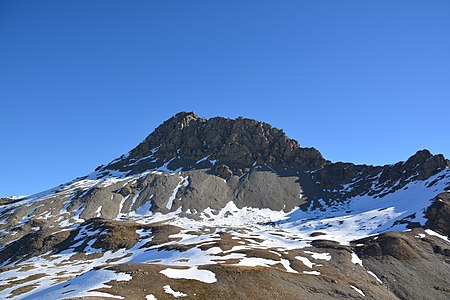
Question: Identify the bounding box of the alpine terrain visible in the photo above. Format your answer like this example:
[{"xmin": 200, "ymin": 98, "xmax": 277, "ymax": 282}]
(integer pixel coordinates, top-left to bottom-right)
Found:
[{"xmin": 1, "ymin": 112, "xmax": 449, "ymax": 300}]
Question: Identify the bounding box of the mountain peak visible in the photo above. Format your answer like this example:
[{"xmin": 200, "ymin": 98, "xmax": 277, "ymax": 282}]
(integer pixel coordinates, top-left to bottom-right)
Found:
[
  {"xmin": 104, "ymin": 112, "xmax": 328, "ymax": 174},
  {"xmin": 403, "ymin": 149, "xmax": 450, "ymax": 180},
  {"xmin": 170, "ymin": 111, "xmax": 201, "ymax": 124}
]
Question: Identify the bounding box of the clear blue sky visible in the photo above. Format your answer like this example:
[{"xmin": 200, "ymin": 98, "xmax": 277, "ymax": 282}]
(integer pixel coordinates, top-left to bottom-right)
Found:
[{"xmin": 1, "ymin": 0, "xmax": 449, "ymax": 196}]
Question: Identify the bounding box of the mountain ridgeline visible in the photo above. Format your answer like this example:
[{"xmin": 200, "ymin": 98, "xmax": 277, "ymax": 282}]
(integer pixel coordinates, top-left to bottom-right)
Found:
[{"xmin": 103, "ymin": 111, "xmax": 328, "ymax": 174}]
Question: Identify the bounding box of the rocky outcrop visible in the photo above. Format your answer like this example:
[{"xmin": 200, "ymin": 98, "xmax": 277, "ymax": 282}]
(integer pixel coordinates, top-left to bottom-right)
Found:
[
  {"xmin": 215, "ymin": 164, "xmax": 233, "ymax": 179},
  {"xmin": 354, "ymin": 232, "xmax": 420, "ymax": 260},
  {"xmin": 311, "ymin": 149, "xmax": 450, "ymax": 202},
  {"xmin": 104, "ymin": 112, "xmax": 328, "ymax": 173},
  {"xmin": 353, "ymin": 229, "xmax": 450, "ymax": 300},
  {"xmin": 426, "ymin": 192, "xmax": 450, "ymax": 236},
  {"xmin": 0, "ymin": 229, "xmax": 71, "ymax": 264},
  {"xmin": 89, "ymin": 219, "xmax": 142, "ymax": 251},
  {"xmin": 0, "ymin": 197, "xmax": 19, "ymax": 206}
]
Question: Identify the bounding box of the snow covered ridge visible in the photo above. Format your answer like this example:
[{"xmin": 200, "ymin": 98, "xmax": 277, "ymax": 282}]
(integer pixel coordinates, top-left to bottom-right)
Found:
[{"xmin": 1, "ymin": 113, "xmax": 450, "ymax": 299}]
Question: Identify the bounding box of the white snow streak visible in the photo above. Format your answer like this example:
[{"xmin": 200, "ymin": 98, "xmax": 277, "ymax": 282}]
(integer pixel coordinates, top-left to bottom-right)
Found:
[{"xmin": 163, "ymin": 285, "xmax": 187, "ymax": 298}]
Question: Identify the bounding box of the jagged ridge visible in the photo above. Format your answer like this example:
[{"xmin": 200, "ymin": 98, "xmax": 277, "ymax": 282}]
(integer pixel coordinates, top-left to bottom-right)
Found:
[{"xmin": 103, "ymin": 112, "xmax": 328, "ymax": 174}]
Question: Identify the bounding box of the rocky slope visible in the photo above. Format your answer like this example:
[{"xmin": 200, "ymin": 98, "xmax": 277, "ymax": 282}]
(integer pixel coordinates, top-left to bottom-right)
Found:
[{"xmin": 0, "ymin": 112, "xmax": 449, "ymax": 300}]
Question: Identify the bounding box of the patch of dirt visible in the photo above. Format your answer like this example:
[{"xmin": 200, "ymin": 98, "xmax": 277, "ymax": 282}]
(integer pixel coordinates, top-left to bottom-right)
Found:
[
  {"xmin": 354, "ymin": 232, "xmax": 420, "ymax": 260},
  {"xmin": 142, "ymin": 224, "xmax": 182, "ymax": 247},
  {"xmin": 9, "ymin": 273, "xmax": 47, "ymax": 286},
  {"xmin": 0, "ymin": 229, "xmax": 71, "ymax": 264},
  {"xmin": 310, "ymin": 231, "xmax": 327, "ymax": 237},
  {"xmin": 234, "ymin": 249, "xmax": 281, "ymax": 261},
  {"xmin": 7, "ymin": 284, "xmax": 39, "ymax": 298},
  {"xmin": 91, "ymin": 221, "xmax": 140, "ymax": 251}
]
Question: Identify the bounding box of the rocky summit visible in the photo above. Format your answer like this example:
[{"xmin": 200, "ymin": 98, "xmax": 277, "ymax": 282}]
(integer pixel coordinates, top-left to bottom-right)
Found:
[{"xmin": 0, "ymin": 112, "xmax": 449, "ymax": 300}]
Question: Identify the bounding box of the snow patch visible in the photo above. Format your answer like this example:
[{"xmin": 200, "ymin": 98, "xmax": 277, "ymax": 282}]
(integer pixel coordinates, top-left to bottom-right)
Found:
[
  {"xmin": 135, "ymin": 195, "xmax": 154, "ymax": 216},
  {"xmin": 367, "ymin": 270, "xmax": 382, "ymax": 283},
  {"xmin": 303, "ymin": 270, "xmax": 320, "ymax": 275},
  {"xmin": 425, "ymin": 229, "xmax": 449, "ymax": 242},
  {"xmin": 280, "ymin": 259, "xmax": 298, "ymax": 273},
  {"xmin": 163, "ymin": 285, "xmax": 187, "ymax": 298},
  {"xmin": 304, "ymin": 251, "xmax": 331, "ymax": 261},
  {"xmin": 95, "ymin": 206, "xmax": 102, "ymax": 217},
  {"xmin": 236, "ymin": 257, "xmax": 278, "ymax": 267},
  {"xmin": 350, "ymin": 285, "xmax": 365, "ymax": 297},
  {"xmin": 160, "ymin": 266, "xmax": 216, "ymax": 283},
  {"xmin": 295, "ymin": 256, "xmax": 314, "ymax": 268},
  {"xmin": 351, "ymin": 252, "xmax": 363, "ymax": 266},
  {"xmin": 166, "ymin": 176, "xmax": 189, "ymax": 210}
]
